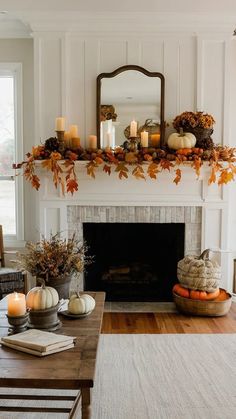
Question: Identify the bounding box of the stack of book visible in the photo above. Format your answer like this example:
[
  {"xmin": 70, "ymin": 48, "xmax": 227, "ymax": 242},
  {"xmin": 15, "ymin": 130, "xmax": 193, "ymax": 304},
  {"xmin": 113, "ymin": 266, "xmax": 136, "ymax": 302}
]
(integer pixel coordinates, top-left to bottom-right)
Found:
[{"xmin": 0, "ymin": 329, "xmax": 76, "ymax": 356}]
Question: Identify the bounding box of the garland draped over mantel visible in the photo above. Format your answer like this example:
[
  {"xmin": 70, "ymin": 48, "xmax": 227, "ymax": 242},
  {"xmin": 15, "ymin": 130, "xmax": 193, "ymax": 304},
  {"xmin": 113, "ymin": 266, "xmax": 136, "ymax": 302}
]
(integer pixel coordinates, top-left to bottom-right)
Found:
[{"xmin": 13, "ymin": 145, "xmax": 236, "ymax": 195}]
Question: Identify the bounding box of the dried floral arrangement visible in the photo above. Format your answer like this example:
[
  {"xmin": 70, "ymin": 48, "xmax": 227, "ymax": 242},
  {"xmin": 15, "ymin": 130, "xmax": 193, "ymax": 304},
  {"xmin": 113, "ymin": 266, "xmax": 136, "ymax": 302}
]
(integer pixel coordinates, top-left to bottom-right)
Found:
[
  {"xmin": 173, "ymin": 111, "xmax": 215, "ymax": 130},
  {"xmin": 13, "ymin": 111, "xmax": 236, "ymax": 195},
  {"xmin": 17, "ymin": 233, "xmax": 92, "ymax": 282}
]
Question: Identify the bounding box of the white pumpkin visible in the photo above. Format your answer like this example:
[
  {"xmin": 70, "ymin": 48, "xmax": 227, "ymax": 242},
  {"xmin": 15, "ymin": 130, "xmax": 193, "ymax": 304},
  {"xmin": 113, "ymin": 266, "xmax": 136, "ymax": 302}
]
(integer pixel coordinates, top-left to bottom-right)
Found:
[
  {"xmin": 26, "ymin": 283, "xmax": 59, "ymax": 310},
  {"xmin": 68, "ymin": 293, "xmax": 95, "ymax": 315},
  {"xmin": 177, "ymin": 249, "xmax": 221, "ymax": 292},
  {"xmin": 167, "ymin": 130, "xmax": 196, "ymax": 150}
]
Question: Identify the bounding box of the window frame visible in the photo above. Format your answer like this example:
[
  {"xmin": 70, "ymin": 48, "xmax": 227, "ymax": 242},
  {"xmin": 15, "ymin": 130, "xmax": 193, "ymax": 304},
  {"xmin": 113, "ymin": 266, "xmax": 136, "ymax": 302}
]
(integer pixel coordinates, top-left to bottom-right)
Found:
[{"xmin": 0, "ymin": 63, "xmax": 24, "ymax": 247}]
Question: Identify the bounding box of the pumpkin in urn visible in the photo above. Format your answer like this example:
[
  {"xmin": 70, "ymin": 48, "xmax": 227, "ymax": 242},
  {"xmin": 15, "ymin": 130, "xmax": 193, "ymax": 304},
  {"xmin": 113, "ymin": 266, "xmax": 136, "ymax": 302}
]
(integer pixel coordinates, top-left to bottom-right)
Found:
[
  {"xmin": 177, "ymin": 249, "xmax": 221, "ymax": 293},
  {"xmin": 26, "ymin": 282, "xmax": 59, "ymax": 311}
]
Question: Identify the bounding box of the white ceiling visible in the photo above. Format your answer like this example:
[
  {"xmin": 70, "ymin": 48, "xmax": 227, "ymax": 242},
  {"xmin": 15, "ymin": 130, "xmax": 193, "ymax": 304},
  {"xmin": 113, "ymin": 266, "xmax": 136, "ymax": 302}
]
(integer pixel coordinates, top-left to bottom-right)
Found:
[
  {"xmin": 0, "ymin": 1, "xmax": 236, "ymax": 36},
  {"xmin": 1, "ymin": 0, "xmax": 236, "ymax": 13}
]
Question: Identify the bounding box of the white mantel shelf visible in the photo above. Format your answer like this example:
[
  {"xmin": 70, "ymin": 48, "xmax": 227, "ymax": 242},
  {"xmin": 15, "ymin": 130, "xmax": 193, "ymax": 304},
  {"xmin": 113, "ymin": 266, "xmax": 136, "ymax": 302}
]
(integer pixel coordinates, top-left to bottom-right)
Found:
[
  {"xmin": 35, "ymin": 161, "xmax": 233, "ymax": 291},
  {"xmin": 36, "ymin": 161, "xmax": 228, "ymax": 207}
]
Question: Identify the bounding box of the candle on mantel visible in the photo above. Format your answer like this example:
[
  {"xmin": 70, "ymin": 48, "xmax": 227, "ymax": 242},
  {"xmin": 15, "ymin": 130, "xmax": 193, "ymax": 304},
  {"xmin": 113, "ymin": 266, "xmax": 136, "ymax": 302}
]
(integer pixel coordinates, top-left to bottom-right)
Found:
[
  {"xmin": 151, "ymin": 133, "xmax": 160, "ymax": 147},
  {"xmin": 106, "ymin": 132, "xmax": 112, "ymax": 148},
  {"xmin": 71, "ymin": 137, "xmax": 81, "ymax": 150},
  {"xmin": 55, "ymin": 117, "xmax": 65, "ymax": 131},
  {"xmin": 88, "ymin": 135, "xmax": 97, "ymax": 149},
  {"xmin": 7, "ymin": 292, "xmax": 26, "ymax": 317},
  {"xmin": 64, "ymin": 131, "xmax": 71, "ymax": 143},
  {"xmin": 69, "ymin": 125, "xmax": 78, "ymax": 138},
  {"xmin": 130, "ymin": 120, "xmax": 137, "ymax": 137},
  {"xmin": 141, "ymin": 131, "xmax": 149, "ymax": 148}
]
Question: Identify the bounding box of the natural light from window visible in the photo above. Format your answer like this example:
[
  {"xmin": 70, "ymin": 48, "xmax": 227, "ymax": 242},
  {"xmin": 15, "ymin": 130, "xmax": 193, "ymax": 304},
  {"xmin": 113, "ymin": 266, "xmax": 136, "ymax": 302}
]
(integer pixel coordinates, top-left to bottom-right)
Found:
[{"xmin": 0, "ymin": 76, "xmax": 16, "ymax": 235}]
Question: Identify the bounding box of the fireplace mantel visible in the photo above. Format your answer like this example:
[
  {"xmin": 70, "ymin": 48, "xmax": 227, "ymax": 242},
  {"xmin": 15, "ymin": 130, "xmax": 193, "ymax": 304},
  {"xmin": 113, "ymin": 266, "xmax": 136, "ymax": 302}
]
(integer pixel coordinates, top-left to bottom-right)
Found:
[
  {"xmin": 36, "ymin": 161, "xmax": 227, "ymax": 205},
  {"xmin": 35, "ymin": 162, "xmax": 232, "ymax": 292}
]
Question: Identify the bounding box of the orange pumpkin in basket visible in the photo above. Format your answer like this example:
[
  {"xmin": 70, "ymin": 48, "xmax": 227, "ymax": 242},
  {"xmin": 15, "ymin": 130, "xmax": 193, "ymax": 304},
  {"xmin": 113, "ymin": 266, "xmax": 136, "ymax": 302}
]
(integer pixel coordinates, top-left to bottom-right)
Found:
[
  {"xmin": 214, "ymin": 289, "xmax": 229, "ymax": 301},
  {"xmin": 189, "ymin": 288, "xmax": 220, "ymax": 300},
  {"xmin": 205, "ymin": 288, "xmax": 220, "ymax": 300},
  {"xmin": 173, "ymin": 284, "xmax": 189, "ymax": 298},
  {"xmin": 190, "ymin": 290, "xmax": 207, "ymax": 300}
]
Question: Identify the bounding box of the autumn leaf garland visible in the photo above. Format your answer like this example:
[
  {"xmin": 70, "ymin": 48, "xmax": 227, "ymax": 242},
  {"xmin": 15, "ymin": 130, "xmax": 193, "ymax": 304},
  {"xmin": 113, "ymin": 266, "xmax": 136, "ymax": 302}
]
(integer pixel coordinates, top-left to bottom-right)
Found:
[{"xmin": 14, "ymin": 145, "xmax": 236, "ymax": 195}]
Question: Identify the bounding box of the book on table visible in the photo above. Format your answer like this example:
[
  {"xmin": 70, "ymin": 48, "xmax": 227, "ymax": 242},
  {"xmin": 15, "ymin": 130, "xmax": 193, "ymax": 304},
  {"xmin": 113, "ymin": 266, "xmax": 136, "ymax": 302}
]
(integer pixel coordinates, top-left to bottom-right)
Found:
[{"xmin": 0, "ymin": 329, "xmax": 76, "ymax": 357}]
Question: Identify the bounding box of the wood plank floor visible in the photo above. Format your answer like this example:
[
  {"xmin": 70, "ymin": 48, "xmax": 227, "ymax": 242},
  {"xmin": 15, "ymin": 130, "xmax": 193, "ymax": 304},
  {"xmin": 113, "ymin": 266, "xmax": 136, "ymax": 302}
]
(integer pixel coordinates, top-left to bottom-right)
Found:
[{"xmin": 101, "ymin": 303, "xmax": 236, "ymax": 334}]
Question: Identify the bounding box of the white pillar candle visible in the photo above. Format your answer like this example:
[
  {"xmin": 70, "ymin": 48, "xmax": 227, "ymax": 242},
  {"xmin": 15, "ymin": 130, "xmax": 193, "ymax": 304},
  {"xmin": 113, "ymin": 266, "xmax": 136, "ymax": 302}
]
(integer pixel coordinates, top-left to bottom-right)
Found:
[
  {"xmin": 7, "ymin": 292, "xmax": 26, "ymax": 317},
  {"xmin": 106, "ymin": 132, "xmax": 112, "ymax": 148},
  {"xmin": 69, "ymin": 125, "xmax": 78, "ymax": 138},
  {"xmin": 55, "ymin": 117, "xmax": 65, "ymax": 131},
  {"xmin": 141, "ymin": 131, "xmax": 149, "ymax": 147},
  {"xmin": 88, "ymin": 135, "xmax": 97, "ymax": 149},
  {"xmin": 130, "ymin": 120, "xmax": 137, "ymax": 137}
]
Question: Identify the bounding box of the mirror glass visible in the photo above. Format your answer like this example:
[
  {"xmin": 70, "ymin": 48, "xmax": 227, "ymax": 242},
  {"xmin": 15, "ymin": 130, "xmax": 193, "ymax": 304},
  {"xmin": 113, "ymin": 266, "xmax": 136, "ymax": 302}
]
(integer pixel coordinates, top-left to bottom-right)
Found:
[{"xmin": 97, "ymin": 66, "xmax": 165, "ymax": 148}]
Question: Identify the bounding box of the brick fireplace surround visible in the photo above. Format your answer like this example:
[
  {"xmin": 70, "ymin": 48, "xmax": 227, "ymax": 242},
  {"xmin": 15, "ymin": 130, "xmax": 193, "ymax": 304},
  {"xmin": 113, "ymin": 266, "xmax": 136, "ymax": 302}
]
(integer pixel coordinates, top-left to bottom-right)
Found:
[{"xmin": 36, "ymin": 162, "xmax": 232, "ymax": 304}]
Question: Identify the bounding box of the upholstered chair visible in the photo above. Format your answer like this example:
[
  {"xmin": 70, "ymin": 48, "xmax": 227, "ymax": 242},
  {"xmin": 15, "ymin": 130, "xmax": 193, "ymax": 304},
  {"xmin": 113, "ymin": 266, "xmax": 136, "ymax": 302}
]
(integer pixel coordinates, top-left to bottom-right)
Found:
[{"xmin": 0, "ymin": 225, "xmax": 27, "ymax": 299}]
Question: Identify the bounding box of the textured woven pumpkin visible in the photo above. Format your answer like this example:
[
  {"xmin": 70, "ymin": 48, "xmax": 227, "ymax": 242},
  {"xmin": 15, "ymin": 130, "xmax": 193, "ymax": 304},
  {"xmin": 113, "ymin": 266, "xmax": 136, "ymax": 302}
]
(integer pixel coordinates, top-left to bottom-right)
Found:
[{"xmin": 177, "ymin": 249, "xmax": 221, "ymax": 292}]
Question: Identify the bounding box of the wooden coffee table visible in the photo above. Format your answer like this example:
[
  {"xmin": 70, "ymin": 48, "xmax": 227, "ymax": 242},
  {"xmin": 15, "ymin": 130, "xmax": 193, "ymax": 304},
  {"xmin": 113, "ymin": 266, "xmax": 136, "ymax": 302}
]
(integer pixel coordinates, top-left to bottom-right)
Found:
[{"xmin": 0, "ymin": 291, "xmax": 105, "ymax": 419}]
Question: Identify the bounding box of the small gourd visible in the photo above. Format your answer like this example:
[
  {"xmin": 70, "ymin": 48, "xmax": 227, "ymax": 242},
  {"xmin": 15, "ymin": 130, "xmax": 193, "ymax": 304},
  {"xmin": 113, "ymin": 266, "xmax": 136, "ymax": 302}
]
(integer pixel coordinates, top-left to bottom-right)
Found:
[
  {"xmin": 177, "ymin": 249, "xmax": 221, "ymax": 293},
  {"xmin": 26, "ymin": 282, "xmax": 59, "ymax": 310},
  {"xmin": 68, "ymin": 292, "xmax": 95, "ymax": 315},
  {"xmin": 167, "ymin": 128, "xmax": 196, "ymax": 150}
]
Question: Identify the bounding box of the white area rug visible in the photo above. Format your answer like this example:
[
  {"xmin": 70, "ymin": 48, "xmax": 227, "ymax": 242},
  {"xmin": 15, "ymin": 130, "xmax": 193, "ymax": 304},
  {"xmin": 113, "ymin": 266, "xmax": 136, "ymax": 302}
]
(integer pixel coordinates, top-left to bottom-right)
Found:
[{"xmin": 1, "ymin": 334, "xmax": 236, "ymax": 418}]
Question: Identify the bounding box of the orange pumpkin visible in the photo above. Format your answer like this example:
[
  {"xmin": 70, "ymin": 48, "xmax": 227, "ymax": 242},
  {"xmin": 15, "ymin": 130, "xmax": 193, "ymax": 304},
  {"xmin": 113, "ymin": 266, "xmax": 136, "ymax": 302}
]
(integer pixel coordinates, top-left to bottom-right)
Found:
[
  {"xmin": 176, "ymin": 148, "xmax": 193, "ymax": 156},
  {"xmin": 214, "ymin": 289, "xmax": 229, "ymax": 301},
  {"xmin": 205, "ymin": 288, "xmax": 220, "ymax": 300},
  {"xmin": 173, "ymin": 284, "xmax": 190, "ymax": 298},
  {"xmin": 192, "ymin": 147, "xmax": 203, "ymax": 155},
  {"xmin": 190, "ymin": 290, "xmax": 207, "ymax": 300}
]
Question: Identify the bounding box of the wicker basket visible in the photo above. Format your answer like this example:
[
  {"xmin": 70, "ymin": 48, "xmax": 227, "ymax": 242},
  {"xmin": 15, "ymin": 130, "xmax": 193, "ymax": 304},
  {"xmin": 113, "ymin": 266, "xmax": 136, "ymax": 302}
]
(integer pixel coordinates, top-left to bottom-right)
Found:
[
  {"xmin": 179, "ymin": 126, "xmax": 213, "ymax": 141},
  {"xmin": 173, "ymin": 289, "xmax": 232, "ymax": 317}
]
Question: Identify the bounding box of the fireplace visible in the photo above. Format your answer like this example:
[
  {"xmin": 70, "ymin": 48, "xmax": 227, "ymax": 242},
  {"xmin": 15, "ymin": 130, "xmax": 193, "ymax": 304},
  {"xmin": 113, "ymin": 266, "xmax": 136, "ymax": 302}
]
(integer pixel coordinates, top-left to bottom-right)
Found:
[
  {"xmin": 67, "ymin": 205, "xmax": 202, "ymax": 300},
  {"xmin": 83, "ymin": 222, "xmax": 184, "ymax": 301},
  {"xmin": 35, "ymin": 164, "xmax": 232, "ymax": 295}
]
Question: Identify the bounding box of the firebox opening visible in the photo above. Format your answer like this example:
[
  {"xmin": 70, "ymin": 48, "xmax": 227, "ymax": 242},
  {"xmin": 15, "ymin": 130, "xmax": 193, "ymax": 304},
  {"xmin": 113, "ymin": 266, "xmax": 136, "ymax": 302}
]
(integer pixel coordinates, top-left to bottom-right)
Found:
[{"xmin": 83, "ymin": 222, "xmax": 185, "ymax": 302}]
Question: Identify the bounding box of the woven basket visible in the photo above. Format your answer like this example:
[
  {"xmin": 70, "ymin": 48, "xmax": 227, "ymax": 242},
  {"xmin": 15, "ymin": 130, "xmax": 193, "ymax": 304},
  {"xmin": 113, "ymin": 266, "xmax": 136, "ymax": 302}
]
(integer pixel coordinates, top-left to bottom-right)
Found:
[
  {"xmin": 179, "ymin": 126, "xmax": 213, "ymax": 141},
  {"xmin": 173, "ymin": 289, "xmax": 232, "ymax": 317}
]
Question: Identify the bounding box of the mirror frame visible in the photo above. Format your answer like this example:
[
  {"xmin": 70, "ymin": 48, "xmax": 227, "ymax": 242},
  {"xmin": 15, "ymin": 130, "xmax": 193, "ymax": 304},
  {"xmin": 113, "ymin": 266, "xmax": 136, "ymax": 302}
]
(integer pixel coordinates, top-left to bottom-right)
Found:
[{"xmin": 96, "ymin": 64, "xmax": 165, "ymax": 148}]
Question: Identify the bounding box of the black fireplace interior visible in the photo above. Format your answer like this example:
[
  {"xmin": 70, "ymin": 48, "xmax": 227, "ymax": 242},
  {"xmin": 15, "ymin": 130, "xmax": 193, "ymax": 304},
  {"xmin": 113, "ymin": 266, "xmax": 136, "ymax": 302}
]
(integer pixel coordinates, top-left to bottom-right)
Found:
[{"xmin": 83, "ymin": 222, "xmax": 185, "ymax": 302}]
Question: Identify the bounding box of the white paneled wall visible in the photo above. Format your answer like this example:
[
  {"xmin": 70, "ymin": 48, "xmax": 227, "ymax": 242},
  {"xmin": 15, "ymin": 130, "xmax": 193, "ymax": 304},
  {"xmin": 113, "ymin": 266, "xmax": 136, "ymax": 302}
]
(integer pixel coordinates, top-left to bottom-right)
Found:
[
  {"xmin": 33, "ymin": 32, "xmax": 232, "ymax": 147},
  {"xmin": 31, "ymin": 28, "xmax": 236, "ymax": 292}
]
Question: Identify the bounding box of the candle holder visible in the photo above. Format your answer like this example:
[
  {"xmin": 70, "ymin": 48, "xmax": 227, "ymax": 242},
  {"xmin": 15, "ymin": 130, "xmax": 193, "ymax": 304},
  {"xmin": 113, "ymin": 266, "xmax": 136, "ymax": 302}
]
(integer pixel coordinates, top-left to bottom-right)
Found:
[
  {"xmin": 128, "ymin": 136, "xmax": 139, "ymax": 152},
  {"xmin": 56, "ymin": 130, "xmax": 65, "ymax": 154},
  {"xmin": 6, "ymin": 312, "xmax": 29, "ymax": 335}
]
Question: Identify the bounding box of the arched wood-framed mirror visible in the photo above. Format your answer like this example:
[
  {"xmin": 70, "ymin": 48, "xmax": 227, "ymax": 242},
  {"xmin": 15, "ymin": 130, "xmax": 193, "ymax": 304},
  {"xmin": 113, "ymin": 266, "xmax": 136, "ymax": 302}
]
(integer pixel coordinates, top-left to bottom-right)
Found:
[{"xmin": 96, "ymin": 65, "xmax": 165, "ymax": 148}]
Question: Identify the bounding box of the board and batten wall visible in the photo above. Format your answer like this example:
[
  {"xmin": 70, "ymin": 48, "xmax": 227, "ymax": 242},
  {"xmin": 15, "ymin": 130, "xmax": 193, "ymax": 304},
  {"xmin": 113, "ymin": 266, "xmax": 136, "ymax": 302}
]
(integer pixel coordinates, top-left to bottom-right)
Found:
[
  {"xmin": 33, "ymin": 32, "xmax": 234, "ymax": 149},
  {"xmin": 31, "ymin": 29, "xmax": 236, "ymax": 291}
]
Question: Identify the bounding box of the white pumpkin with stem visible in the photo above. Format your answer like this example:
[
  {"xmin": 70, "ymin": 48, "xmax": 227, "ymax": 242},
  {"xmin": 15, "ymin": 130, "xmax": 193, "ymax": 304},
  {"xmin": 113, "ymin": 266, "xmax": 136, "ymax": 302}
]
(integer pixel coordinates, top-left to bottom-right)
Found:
[
  {"xmin": 26, "ymin": 280, "xmax": 59, "ymax": 310},
  {"xmin": 167, "ymin": 128, "xmax": 196, "ymax": 150},
  {"xmin": 68, "ymin": 292, "xmax": 95, "ymax": 315}
]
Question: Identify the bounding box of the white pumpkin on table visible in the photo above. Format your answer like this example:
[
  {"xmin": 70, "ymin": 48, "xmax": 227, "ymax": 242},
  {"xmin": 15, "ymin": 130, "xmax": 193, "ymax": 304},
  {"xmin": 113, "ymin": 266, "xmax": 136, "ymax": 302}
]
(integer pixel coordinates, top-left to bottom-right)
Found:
[
  {"xmin": 26, "ymin": 282, "xmax": 59, "ymax": 310},
  {"xmin": 167, "ymin": 128, "xmax": 196, "ymax": 150},
  {"xmin": 68, "ymin": 292, "xmax": 95, "ymax": 315}
]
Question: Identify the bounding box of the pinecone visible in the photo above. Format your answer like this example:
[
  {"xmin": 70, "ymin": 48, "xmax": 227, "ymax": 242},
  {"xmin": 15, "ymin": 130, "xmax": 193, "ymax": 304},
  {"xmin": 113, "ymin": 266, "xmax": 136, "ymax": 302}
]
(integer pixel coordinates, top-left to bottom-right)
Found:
[
  {"xmin": 202, "ymin": 150, "xmax": 212, "ymax": 160},
  {"xmin": 44, "ymin": 137, "xmax": 59, "ymax": 152},
  {"xmin": 196, "ymin": 137, "xmax": 214, "ymax": 150}
]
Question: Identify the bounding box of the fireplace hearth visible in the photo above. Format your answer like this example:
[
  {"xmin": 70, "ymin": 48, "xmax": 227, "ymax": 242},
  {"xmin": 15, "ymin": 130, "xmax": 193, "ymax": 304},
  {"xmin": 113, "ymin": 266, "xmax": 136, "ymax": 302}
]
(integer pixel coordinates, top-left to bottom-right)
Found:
[{"xmin": 83, "ymin": 222, "xmax": 185, "ymax": 301}]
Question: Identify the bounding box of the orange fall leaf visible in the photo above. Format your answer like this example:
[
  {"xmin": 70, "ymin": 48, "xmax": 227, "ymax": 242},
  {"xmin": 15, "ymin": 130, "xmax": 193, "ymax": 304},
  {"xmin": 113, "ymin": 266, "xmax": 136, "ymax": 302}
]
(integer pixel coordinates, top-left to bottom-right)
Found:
[
  {"xmin": 103, "ymin": 164, "xmax": 111, "ymax": 175},
  {"xmin": 218, "ymin": 169, "xmax": 234, "ymax": 185},
  {"xmin": 132, "ymin": 165, "xmax": 146, "ymax": 180},
  {"xmin": 173, "ymin": 168, "xmax": 182, "ymax": 185},
  {"xmin": 66, "ymin": 178, "xmax": 79, "ymax": 194}
]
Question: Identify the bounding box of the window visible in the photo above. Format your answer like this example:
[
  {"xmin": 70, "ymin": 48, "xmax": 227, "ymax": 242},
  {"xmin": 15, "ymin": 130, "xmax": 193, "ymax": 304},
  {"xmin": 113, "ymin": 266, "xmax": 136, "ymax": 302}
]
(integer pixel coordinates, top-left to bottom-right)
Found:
[{"xmin": 0, "ymin": 63, "xmax": 24, "ymax": 243}]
